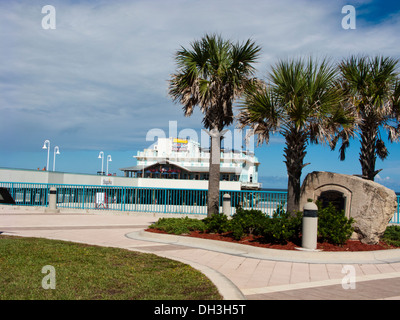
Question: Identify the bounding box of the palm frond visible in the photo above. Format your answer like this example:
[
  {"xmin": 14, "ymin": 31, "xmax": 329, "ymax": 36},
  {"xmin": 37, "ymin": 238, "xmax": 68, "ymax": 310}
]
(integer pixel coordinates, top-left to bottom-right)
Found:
[
  {"xmin": 169, "ymin": 34, "xmax": 261, "ymax": 131},
  {"xmin": 339, "ymin": 55, "xmax": 400, "ymax": 179}
]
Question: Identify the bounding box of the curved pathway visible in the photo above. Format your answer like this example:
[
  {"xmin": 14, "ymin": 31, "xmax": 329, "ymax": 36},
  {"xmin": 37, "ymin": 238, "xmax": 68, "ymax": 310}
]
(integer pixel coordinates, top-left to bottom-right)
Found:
[{"xmin": 1, "ymin": 207, "xmax": 400, "ymax": 300}]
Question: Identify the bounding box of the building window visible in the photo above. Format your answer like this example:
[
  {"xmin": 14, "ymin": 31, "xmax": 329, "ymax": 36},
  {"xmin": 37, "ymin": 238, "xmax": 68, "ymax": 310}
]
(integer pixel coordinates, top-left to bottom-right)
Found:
[{"xmin": 221, "ymin": 174, "xmax": 229, "ymax": 181}]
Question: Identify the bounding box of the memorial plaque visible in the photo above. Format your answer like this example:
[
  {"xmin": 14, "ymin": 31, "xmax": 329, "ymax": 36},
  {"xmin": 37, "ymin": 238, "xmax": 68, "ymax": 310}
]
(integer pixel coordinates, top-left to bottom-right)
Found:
[{"xmin": 318, "ymin": 190, "xmax": 345, "ymax": 212}]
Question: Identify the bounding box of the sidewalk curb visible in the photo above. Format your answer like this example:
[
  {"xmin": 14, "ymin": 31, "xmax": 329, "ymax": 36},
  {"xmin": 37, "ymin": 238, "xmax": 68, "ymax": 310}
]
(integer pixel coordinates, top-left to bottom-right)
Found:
[{"xmin": 127, "ymin": 230, "xmax": 400, "ymax": 265}]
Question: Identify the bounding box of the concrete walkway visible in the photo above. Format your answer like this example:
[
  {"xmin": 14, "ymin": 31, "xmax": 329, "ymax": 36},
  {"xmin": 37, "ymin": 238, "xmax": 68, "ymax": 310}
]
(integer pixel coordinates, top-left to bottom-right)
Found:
[{"xmin": 1, "ymin": 206, "xmax": 400, "ymax": 300}]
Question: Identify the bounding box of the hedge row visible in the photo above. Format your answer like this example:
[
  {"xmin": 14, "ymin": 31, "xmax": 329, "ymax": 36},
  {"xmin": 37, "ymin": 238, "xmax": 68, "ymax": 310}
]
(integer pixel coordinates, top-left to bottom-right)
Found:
[{"xmin": 149, "ymin": 202, "xmax": 355, "ymax": 245}]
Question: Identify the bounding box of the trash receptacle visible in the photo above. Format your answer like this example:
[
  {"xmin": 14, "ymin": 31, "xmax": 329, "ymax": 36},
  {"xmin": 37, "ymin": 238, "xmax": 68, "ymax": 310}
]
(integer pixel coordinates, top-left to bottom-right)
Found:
[
  {"xmin": 45, "ymin": 187, "xmax": 60, "ymax": 213},
  {"xmin": 223, "ymin": 194, "xmax": 231, "ymax": 217},
  {"xmin": 302, "ymin": 202, "xmax": 318, "ymax": 250}
]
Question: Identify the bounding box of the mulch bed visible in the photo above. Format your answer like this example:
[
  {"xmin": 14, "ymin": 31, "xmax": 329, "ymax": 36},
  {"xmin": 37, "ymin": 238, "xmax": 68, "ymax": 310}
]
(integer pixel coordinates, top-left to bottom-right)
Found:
[{"xmin": 145, "ymin": 228, "xmax": 396, "ymax": 252}]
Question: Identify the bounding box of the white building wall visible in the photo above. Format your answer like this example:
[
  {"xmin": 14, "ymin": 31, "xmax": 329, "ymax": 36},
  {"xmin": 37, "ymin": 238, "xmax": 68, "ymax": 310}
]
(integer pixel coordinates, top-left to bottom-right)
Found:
[
  {"xmin": 0, "ymin": 168, "xmax": 50, "ymax": 184},
  {"xmin": 136, "ymin": 178, "xmax": 240, "ymax": 190},
  {"xmin": 0, "ymin": 168, "xmax": 137, "ymax": 187},
  {"xmin": 0, "ymin": 168, "xmax": 242, "ymax": 190}
]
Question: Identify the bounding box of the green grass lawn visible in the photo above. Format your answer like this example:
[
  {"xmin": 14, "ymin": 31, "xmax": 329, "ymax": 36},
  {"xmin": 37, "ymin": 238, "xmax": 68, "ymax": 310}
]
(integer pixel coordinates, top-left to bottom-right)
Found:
[{"xmin": 0, "ymin": 235, "xmax": 222, "ymax": 300}]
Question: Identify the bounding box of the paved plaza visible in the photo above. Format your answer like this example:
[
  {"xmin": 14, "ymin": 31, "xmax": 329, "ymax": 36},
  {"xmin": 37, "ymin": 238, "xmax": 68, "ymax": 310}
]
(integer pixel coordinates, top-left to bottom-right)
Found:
[{"xmin": 1, "ymin": 206, "xmax": 400, "ymax": 300}]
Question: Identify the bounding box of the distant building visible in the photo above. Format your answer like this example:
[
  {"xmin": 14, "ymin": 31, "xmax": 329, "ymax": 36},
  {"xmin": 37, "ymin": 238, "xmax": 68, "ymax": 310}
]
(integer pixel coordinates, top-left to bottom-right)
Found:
[
  {"xmin": 120, "ymin": 138, "xmax": 261, "ymax": 190},
  {"xmin": 0, "ymin": 138, "xmax": 261, "ymax": 191}
]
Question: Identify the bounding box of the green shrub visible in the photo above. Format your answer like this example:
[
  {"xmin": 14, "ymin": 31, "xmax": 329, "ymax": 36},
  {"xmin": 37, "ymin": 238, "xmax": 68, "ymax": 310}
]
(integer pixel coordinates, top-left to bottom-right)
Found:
[
  {"xmin": 382, "ymin": 225, "xmax": 400, "ymax": 247},
  {"xmin": 149, "ymin": 217, "xmax": 206, "ymax": 235},
  {"xmin": 202, "ymin": 214, "xmax": 231, "ymax": 234},
  {"xmin": 229, "ymin": 205, "xmax": 302, "ymax": 243},
  {"xmin": 230, "ymin": 224, "xmax": 245, "ymax": 241},
  {"xmin": 262, "ymin": 207, "xmax": 302, "ymax": 244},
  {"xmin": 148, "ymin": 201, "xmax": 357, "ymax": 247},
  {"xmin": 230, "ymin": 207, "xmax": 269, "ymax": 240},
  {"xmin": 317, "ymin": 202, "xmax": 354, "ymax": 245}
]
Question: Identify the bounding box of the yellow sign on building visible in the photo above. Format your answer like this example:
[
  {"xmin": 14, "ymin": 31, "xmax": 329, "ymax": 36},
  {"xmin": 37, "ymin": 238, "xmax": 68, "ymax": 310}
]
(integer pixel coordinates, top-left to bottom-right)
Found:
[{"xmin": 173, "ymin": 138, "xmax": 188, "ymax": 144}]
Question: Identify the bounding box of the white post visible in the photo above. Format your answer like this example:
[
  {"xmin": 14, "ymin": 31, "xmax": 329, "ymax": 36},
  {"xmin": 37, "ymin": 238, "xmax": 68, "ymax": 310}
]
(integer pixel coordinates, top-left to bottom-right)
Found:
[
  {"xmin": 302, "ymin": 202, "xmax": 318, "ymax": 250},
  {"xmin": 98, "ymin": 151, "xmax": 104, "ymax": 175},
  {"xmin": 42, "ymin": 140, "xmax": 50, "ymax": 171},
  {"xmin": 45, "ymin": 187, "xmax": 60, "ymax": 213},
  {"xmin": 223, "ymin": 193, "xmax": 231, "ymax": 217},
  {"xmin": 106, "ymin": 155, "xmax": 112, "ymax": 176},
  {"xmin": 53, "ymin": 146, "xmax": 60, "ymax": 171}
]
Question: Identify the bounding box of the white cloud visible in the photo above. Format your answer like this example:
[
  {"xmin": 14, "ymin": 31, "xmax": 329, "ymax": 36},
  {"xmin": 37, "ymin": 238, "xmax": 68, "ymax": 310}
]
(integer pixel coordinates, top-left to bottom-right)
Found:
[
  {"xmin": 1, "ymin": 0, "xmax": 400, "ymax": 158},
  {"xmin": 376, "ymin": 174, "xmax": 391, "ymax": 182}
]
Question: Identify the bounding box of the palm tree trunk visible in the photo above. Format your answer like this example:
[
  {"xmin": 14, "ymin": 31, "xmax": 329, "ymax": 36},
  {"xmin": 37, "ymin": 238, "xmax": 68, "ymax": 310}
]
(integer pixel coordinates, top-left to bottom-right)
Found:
[
  {"xmin": 284, "ymin": 129, "xmax": 308, "ymax": 214},
  {"xmin": 207, "ymin": 128, "xmax": 222, "ymax": 217},
  {"xmin": 359, "ymin": 119, "xmax": 379, "ymax": 181}
]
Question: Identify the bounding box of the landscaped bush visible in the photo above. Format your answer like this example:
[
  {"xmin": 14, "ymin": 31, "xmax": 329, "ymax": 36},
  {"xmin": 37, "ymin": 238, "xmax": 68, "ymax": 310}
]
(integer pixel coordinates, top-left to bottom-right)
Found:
[
  {"xmin": 202, "ymin": 208, "xmax": 271, "ymax": 240},
  {"xmin": 317, "ymin": 202, "xmax": 354, "ymax": 245},
  {"xmin": 262, "ymin": 206, "xmax": 302, "ymax": 244},
  {"xmin": 227, "ymin": 206, "xmax": 302, "ymax": 243},
  {"xmin": 148, "ymin": 201, "xmax": 357, "ymax": 247},
  {"xmin": 202, "ymin": 213, "xmax": 231, "ymax": 234},
  {"xmin": 148, "ymin": 217, "xmax": 206, "ymax": 235},
  {"xmin": 229, "ymin": 207, "xmax": 269, "ymax": 240},
  {"xmin": 382, "ymin": 225, "xmax": 400, "ymax": 246}
]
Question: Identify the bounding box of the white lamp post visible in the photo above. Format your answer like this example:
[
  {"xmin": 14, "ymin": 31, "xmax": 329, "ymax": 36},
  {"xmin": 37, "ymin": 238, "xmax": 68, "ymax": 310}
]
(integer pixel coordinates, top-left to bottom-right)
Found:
[
  {"xmin": 42, "ymin": 140, "xmax": 50, "ymax": 171},
  {"xmin": 53, "ymin": 146, "xmax": 60, "ymax": 171},
  {"xmin": 106, "ymin": 155, "xmax": 112, "ymax": 176},
  {"xmin": 98, "ymin": 151, "xmax": 104, "ymax": 175}
]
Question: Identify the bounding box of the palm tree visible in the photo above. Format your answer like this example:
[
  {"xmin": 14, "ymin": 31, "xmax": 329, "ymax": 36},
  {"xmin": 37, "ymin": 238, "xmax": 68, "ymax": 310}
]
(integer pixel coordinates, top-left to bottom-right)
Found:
[
  {"xmin": 169, "ymin": 34, "xmax": 261, "ymax": 217},
  {"xmin": 238, "ymin": 57, "xmax": 352, "ymax": 214},
  {"xmin": 334, "ymin": 56, "xmax": 400, "ymax": 181}
]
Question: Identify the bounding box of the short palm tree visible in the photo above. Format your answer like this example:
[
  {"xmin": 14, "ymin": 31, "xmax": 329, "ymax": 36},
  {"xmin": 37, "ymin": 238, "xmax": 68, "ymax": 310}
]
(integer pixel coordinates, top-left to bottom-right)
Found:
[
  {"xmin": 169, "ymin": 34, "xmax": 261, "ymax": 217},
  {"xmin": 238, "ymin": 57, "xmax": 352, "ymax": 213},
  {"xmin": 334, "ymin": 56, "xmax": 400, "ymax": 181}
]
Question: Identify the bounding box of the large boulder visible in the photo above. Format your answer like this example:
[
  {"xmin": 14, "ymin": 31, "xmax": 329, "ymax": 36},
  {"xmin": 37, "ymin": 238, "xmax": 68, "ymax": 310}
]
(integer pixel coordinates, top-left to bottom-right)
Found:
[{"xmin": 300, "ymin": 171, "xmax": 398, "ymax": 245}]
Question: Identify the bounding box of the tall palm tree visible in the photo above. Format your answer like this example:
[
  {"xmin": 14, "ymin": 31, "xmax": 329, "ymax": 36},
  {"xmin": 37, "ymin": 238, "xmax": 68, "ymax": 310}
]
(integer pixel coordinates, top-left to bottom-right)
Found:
[
  {"xmin": 334, "ymin": 56, "xmax": 400, "ymax": 181},
  {"xmin": 238, "ymin": 57, "xmax": 352, "ymax": 213},
  {"xmin": 169, "ymin": 34, "xmax": 261, "ymax": 217}
]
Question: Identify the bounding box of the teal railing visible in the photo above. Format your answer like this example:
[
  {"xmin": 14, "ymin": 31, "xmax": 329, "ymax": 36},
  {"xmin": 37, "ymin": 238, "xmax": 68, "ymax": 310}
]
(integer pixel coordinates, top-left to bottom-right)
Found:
[
  {"xmin": 0, "ymin": 181, "xmax": 286, "ymax": 217},
  {"xmin": 1, "ymin": 182, "xmax": 399, "ymax": 224},
  {"xmin": 393, "ymin": 195, "xmax": 400, "ymax": 225}
]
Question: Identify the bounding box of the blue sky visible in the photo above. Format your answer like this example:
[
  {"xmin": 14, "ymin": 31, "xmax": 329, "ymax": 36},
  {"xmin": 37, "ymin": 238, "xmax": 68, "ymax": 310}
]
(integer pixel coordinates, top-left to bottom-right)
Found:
[{"xmin": 1, "ymin": 0, "xmax": 400, "ymax": 191}]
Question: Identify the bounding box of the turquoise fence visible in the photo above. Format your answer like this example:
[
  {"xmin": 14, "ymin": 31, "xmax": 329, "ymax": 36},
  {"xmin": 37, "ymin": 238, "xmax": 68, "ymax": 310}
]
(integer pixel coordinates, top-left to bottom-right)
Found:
[
  {"xmin": 1, "ymin": 182, "xmax": 399, "ymax": 224},
  {"xmin": 0, "ymin": 181, "xmax": 286, "ymax": 216},
  {"xmin": 393, "ymin": 194, "xmax": 400, "ymax": 225}
]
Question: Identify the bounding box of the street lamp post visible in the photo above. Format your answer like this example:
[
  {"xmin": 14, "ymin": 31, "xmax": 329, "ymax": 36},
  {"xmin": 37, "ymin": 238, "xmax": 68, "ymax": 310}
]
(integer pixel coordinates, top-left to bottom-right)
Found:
[
  {"xmin": 53, "ymin": 146, "xmax": 60, "ymax": 171},
  {"xmin": 106, "ymin": 155, "xmax": 112, "ymax": 176},
  {"xmin": 98, "ymin": 151, "xmax": 104, "ymax": 175},
  {"xmin": 42, "ymin": 140, "xmax": 50, "ymax": 171}
]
